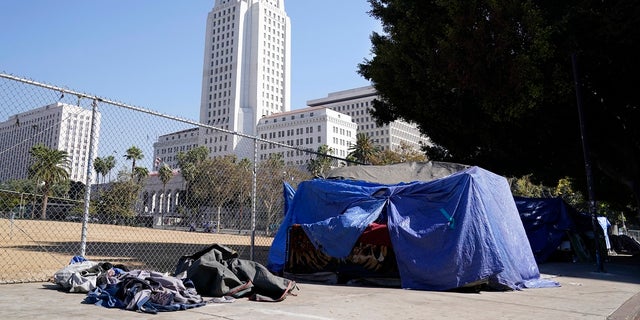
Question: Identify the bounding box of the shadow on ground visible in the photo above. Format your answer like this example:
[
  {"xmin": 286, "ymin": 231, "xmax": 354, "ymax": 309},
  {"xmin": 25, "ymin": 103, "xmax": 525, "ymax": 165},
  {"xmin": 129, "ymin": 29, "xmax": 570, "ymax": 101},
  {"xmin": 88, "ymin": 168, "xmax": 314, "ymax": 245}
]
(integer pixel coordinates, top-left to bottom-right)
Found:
[{"xmin": 537, "ymin": 254, "xmax": 640, "ymax": 285}]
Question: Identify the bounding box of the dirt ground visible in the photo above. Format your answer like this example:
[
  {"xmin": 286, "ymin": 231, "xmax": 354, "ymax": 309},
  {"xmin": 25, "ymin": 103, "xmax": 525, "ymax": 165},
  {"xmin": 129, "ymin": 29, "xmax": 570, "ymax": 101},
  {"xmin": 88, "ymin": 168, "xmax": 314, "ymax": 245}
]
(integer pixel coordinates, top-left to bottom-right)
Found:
[{"xmin": 0, "ymin": 218, "xmax": 273, "ymax": 283}]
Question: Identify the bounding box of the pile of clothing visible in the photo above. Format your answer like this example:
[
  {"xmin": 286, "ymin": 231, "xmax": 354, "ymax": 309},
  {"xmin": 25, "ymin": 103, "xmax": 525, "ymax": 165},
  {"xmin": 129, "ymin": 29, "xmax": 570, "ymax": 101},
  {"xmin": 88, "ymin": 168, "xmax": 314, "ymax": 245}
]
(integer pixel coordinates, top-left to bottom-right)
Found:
[
  {"xmin": 52, "ymin": 256, "xmax": 208, "ymax": 314},
  {"xmin": 52, "ymin": 244, "xmax": 298, "ymax": 314}
]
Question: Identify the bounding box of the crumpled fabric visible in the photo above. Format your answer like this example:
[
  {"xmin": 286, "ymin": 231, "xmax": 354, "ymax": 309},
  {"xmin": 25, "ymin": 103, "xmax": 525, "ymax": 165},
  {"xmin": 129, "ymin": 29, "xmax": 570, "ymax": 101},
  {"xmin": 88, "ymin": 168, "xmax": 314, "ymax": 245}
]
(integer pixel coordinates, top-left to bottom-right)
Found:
[
  {"xmin": 52, "ymin": 256, "xmax": 125, "ymax": 293},
  {"xmin": 83, "ymin": 269, "xmax": 207, "ymax": 314},
  {"xmin": 54, "ymin": 256, "xmax": 209, "ymax": 314},
  {"xmin": 174, "ymin": 243, "xmax": 298, "ymax": 302}
]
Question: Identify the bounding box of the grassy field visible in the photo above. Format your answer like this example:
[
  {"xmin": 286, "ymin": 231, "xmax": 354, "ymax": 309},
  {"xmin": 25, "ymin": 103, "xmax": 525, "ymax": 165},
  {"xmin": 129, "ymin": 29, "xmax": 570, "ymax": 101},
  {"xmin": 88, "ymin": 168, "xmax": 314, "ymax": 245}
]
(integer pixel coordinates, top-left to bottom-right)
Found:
[{"xmin": 0, "ymin": 218, "xmax": 273, "ymax": 283}]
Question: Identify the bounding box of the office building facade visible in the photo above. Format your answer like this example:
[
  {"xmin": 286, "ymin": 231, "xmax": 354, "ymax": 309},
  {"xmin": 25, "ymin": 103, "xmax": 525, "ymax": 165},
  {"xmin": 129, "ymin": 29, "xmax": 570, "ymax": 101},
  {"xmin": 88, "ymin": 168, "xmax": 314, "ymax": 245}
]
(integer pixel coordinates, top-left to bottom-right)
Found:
[
  {"xmin": 307, "ymin": 86, "xmax": 431, "ymax": 153},
  {"xmin": 152, "ymin": 128, "xmax": 200, "ymax": 170},
  {"xmin": 256, "ymin": 107, "xmax": 357, "ymax": 166},
  {"xmin": 0, "ymin": 102, "xmax": 101, "ymax": 183}
]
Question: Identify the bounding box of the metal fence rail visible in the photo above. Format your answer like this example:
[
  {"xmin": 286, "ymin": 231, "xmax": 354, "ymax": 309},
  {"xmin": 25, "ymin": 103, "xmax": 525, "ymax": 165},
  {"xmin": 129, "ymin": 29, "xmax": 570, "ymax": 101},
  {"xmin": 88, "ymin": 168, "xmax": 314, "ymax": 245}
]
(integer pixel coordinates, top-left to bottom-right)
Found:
[{"xmin": 0, "ymin": 72, "xmax": 354, "ymax": 283}]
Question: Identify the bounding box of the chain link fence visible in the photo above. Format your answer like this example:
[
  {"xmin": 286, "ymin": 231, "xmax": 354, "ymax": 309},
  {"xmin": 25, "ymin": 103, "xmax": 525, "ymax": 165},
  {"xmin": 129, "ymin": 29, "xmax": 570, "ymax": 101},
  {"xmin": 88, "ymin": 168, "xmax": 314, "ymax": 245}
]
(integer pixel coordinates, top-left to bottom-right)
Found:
[{"xmin": 0, "ymin": 72, "xmax": 355, "ymax": 283}]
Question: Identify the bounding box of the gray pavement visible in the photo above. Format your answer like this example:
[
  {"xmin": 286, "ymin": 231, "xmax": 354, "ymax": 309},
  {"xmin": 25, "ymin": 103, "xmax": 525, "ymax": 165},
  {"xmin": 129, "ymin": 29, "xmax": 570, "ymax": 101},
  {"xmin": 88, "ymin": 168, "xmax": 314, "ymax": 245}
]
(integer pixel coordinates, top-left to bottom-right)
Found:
[{"xmin": 1, "ymin": 258, "xmax": 639, "ymax": 320}]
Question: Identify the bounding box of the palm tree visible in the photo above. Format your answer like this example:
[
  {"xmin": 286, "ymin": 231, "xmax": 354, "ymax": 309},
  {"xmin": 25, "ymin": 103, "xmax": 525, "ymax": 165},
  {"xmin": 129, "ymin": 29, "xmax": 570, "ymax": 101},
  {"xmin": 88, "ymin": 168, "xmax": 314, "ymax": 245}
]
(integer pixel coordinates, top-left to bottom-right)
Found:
[
  {"xmin": 158, "ymin": 163, "xmax": 173, "ymax": 224},
  {"xmin": 348, "ymin": 133, "xmax": 379, "ymax": 165},
  {"xmin": 103, "ymin": 155, "xmax": 116, "ymax": 183},
  {"xmin": 93, "ymin": 157, "xmax": 106, "ymax": 185},
  {"xmin": 124, "ymin": 146, "xmax": 144, "ymax": 174},
  {"xmin": 133, "ymin": 166, "xmax": 149, "ymax": 184},
  {"xmin": 28, "ymin": 144, "xmax": 70, "ymax": 220},
  {"xmin": 307, "ymin": 144, "xmax": 334, "ymax": 177}
]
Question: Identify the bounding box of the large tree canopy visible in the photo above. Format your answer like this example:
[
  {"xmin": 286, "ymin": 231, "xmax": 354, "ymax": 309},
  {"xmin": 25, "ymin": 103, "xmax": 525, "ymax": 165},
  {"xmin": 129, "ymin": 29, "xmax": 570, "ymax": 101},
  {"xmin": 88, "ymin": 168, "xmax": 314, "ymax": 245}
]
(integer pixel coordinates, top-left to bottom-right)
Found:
[{"xmin": 359, "ymin": 0, "xmax": 639, "ymax": 215}]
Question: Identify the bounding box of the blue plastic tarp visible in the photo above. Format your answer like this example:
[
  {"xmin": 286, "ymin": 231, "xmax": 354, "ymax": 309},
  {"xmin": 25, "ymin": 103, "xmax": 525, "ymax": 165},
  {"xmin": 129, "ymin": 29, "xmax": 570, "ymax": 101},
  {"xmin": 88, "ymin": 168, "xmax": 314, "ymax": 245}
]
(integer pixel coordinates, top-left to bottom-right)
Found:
[
  {"xmin": 514, "ymin": 197, "xmax": 577, "ymax": 263},
  {"xmin": 267, "ymin": 166, "xmax": 558, "ymax": 291}
]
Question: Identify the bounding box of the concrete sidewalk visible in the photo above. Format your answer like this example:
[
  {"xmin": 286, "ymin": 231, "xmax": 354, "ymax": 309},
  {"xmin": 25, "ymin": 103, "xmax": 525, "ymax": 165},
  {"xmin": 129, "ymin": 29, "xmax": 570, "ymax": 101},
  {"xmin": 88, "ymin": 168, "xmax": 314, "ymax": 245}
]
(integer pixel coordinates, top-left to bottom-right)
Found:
[{"xmin": 1, "ymin": 259, "xmax": 639, "ymax": 320}]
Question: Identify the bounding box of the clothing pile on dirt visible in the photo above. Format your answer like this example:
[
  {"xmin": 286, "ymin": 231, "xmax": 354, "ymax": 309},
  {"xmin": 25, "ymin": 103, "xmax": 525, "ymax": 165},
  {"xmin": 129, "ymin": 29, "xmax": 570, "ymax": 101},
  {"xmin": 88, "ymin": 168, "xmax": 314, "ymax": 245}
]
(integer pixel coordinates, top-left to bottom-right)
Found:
[{"xmin": 51, "ymin": 244, "xmax": 298, "ymax": 314}]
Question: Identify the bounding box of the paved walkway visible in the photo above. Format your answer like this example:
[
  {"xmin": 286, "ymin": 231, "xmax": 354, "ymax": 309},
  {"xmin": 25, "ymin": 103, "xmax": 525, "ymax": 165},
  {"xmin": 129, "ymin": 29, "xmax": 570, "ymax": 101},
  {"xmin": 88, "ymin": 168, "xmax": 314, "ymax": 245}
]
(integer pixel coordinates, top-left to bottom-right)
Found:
[{"xmin": 1, "ymin": 258, "xmax": 639, "ymax": 320}]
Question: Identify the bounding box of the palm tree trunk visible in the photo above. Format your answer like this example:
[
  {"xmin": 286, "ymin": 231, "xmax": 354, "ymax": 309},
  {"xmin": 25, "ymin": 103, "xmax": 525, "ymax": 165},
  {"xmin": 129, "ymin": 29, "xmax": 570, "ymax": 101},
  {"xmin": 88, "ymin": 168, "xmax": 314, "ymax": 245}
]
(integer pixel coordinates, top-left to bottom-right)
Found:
[
  {"xmin": 41, "ymin": 195, "xmax": 48, "ymax": 220},
  {"xmin": 41, "ymin": 183, "xmax": 50, "ymax": 220},
  {"xmin": 161, "ymin": 186, "xmax": 166, "ymax": 227},
  {"xmin": 217, "ymin": 206, "xmax": 221, "ymax": 233}
]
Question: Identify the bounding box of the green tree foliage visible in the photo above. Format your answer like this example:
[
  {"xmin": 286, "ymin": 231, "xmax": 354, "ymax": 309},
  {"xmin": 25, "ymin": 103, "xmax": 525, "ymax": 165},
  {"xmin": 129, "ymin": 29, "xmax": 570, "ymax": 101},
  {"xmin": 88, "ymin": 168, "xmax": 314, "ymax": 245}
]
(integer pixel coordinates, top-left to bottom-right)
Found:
[
  {"xmin": 507, "ymin": 175, "xmax": 633, "ymax": 226},
  {"xmin": 158, "ymin": 163, "xmax": 173, "ymax": 223},
  {"xmin": 123, "ymin": 146, "xmax": 144, "ymax": 174},
  {"xmin": 348, "ymin": 133, "xmax": 379, "ymax": 164},
  {"xmin": 28, "ymin": 144, "xmax": 70, "ymax": 219},
  {"xmin": 370, "ymin": 141, "xmax": 427, "ymax": 165},
  {"xmin": 176, "ymin": 146, "xmax": 209, "ymax": 213},
  {"xmin": 509, "ymin": 175, "xmax": 586, "ymax": 209},
  {"xmin": 190, "ymin": 155, "xmax": 239, "ymax": 228},
  {"xmin": 93, "ymin": 157, "xmax": 106, "ymax": 185},
  {"xmin": 359, "ymin": 0, "xmax": 639, "ymax": 216},
  {"xmin": 232, "ymin": 158, "xmax": 253, "ymax": 229},
  {"xmin": 95, "ymin": 162, "xmax": 147, "ymax": 222},
  {"xmin": 68, "ymin": 181, "xmax": 85, "ymax": 201},
  {"xmin": 133, "ymin": 166, "xmax": 149, "ymax": 184},
  {"xmin": 158, "ymin": 164, "xmax": 173, "ymax": 192},
  {"xmin": 509, "ymin": 175, "xmax": 549, "ymax": 198},
  {"xmin": 103, "ymin": 155, "xmax": 116, "ymax": 183},
  {"xmin": 283, "ymin": 167, "xmax": 313, "ymax": 188},
  {"xmin": 98, "ymin": 180, "xmax": 142, "ymax": 221},
  {"xmin": 553, "ymin": 177, "xmax": 586, "ymax": 211},
  {"xmin": 177, "ymin": 146, "xmax": 209, "ymax": 184},
  {"xmin": 0, "ymin": 181, "xmax": 26, "ymax": 213},
  {"xmin": 307, "ymin": 144, "xmax": 334, "ymax": 177},
  {"xmin": 255, "ymin": 157, "xmax": 312, "ymax": 235},
  {"xmin": 0, "ymin": 179, "xmax": 37, "ymax": 218},
  {"xmin": 257, "ymin": 154, "xmax": 285, "ymax": 235}
]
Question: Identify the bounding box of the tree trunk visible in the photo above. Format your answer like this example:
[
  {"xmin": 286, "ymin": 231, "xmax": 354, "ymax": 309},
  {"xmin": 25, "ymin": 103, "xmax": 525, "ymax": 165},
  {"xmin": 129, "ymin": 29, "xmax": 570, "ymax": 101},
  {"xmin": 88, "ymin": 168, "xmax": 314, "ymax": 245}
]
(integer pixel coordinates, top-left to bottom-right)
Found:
[
  {"xmin": 161, "ymin": 186, "xmax": 166, "ymax": 227},
  {"xmin": 40, "ymin": 184, "xmax": 49, "ymax": 220},
  {"xmin": 217, "ymin": 206, "xmax": 221, "ymax": 233},
  {"xmin": 264, "ymin": 201, "xmax": 273, "ymax": 236}
]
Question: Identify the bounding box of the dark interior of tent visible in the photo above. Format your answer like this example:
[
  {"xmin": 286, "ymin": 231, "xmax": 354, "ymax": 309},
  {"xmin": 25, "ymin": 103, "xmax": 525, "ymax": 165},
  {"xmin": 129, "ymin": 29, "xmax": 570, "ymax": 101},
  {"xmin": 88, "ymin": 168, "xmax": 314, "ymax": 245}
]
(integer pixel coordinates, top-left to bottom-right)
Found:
[{"xmin": 285, "ymin": 221, "xmax": 401, "ymax": 286}]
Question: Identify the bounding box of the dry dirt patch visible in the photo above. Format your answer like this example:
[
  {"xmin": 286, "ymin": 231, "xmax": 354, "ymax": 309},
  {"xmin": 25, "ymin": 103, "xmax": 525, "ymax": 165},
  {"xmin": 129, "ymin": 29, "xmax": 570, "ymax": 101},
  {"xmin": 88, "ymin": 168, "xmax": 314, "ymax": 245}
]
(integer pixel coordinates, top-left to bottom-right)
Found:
[{"xmin": 1, "ymin": 218, "xmax": 273, "ymax": 283}]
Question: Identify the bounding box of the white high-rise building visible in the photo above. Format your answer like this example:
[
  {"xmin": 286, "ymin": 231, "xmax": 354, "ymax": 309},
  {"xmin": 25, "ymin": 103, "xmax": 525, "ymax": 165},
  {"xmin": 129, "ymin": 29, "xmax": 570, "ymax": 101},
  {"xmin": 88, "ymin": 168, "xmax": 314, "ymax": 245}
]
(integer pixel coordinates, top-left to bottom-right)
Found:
[
  {"xmin": 199, "ymin": 0, "xmax": 291, "ymax": 159},
  {"xmin": 256, "ymin": 107, "xmax": 357, "ymax": 166},
  {"xmin": 307, "ymin": 86, "xmax": 431, "ymax": 153},
  {"xmin": 0, "ymin": 102, "xmax": 101, "ymax": 183}
]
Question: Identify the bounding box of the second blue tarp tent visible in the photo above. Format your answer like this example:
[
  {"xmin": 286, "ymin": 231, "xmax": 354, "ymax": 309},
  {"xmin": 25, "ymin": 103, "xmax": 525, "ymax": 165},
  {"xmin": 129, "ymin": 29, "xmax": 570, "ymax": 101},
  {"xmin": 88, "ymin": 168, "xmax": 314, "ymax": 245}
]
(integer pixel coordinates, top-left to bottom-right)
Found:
[
  {"xmin": 267, "ymin": 164, "xmax": 558, "ymax": 291},
  {"xmin": 514, "ymin": 196, "xmax": 593, "ymax": 263}
]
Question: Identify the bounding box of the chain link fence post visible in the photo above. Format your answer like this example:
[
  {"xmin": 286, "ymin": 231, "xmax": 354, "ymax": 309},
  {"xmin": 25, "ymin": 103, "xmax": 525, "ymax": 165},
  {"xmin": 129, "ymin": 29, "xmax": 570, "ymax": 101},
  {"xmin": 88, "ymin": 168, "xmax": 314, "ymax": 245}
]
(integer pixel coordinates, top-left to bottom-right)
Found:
[{"xmin": 79, "ymin": 99, "xmax": 99, "ymax": 257}]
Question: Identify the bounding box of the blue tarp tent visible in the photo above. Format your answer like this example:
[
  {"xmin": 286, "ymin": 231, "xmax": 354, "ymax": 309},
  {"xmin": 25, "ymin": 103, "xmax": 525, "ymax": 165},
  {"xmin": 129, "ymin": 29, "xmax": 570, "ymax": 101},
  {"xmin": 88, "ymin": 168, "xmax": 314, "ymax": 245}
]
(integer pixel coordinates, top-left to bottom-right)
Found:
[
  {"xmin": 268, "ymin": 165, "xmax": 558, "ymax": 291},
  {"xmin": 515, "ymin": 197, "xmax": 578, "ymax": 263},
  {"xmin": 514, "ymin": 197, "xmax": 594, "ymax": 263}
]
